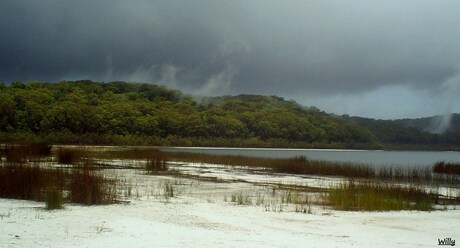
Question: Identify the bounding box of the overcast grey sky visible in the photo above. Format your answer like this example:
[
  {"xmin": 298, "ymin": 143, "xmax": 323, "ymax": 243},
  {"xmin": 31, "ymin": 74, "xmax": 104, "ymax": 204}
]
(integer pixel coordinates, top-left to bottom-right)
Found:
[{"xmin": 1, "ymin": 1, "xmax": 460, "ymax": 119}]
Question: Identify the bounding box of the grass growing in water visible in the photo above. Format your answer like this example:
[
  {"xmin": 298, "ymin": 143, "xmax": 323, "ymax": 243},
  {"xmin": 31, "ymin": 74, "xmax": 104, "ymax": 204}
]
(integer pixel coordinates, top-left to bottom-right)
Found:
[
  {"xmin": 56, "ymin": 148, "xmax": 81, "ymax": 164},
  {"xmin": 2, "ymin": 145, "xmax": 459, "ymax": 212},
  {"xmin": 3, "ymin": 143, "xmax": 52, "ymax": 163},
  {"xmin": 85, "ymin": 147, "xmax": 163, "ymax": 160},
  {"xmin": 68, "ymin": 169, "xmax": 117, "ymax": 205},
  {"xmin": 433, "ymin": 162, "xmax": 460, "ymax": 175},
  {"xmin": 155, "ymin": 152, "xmax": 450, "ymax": 184},
  {"xmin": 3, "ymin": 145, "xmax": 458, "ymax": 185},
  {"xmin": 145, "ymin": 154, "xmax": 168, "ymax": 174},
  {"xmin": 0, "ymin": 164, "xmax": 66, "ymax": 201},
  {"xmin": 81, "ymin": 147, "xmax": 459, "ymax": 184},
  {"xmin": 326, "ymin": 180, "xmax": 438, "ymax": 211},
  {"xmin": 0, "ymin": 163, "xmax": 117, "ymax": 206}
]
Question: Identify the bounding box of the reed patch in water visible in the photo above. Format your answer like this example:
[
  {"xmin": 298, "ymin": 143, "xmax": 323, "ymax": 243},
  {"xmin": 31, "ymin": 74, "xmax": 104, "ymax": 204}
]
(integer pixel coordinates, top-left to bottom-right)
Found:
[{"xmin": 433, "ymin": 161, "xmax": 460, "ymax": 175}]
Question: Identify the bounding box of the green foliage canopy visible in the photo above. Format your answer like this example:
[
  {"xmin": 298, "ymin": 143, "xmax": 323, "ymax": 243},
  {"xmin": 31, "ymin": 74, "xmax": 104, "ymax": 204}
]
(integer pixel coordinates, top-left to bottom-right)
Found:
[{"xmin": 5, "ymin": 80, "xmax": 455, "ymax": 148}]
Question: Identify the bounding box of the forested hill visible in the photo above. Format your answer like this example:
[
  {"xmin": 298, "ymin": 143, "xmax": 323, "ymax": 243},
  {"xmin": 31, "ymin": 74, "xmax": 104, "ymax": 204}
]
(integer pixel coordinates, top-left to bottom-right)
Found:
[
  {"xmin": 0, "ymin": 80, "xmax": 458, "ymax": 149},
  {"xmin": 0, "ymin": 80, "xmax": 377, "ymax": 148},
  {"xmin": 340, "ymin": 114, "xmax": 460, "ymax": 148}
]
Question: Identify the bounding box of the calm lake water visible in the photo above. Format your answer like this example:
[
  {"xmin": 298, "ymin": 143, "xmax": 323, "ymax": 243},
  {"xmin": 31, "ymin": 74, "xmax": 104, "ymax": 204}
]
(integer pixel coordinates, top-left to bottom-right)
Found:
[{"xmin": 160, "ymin": 147, "xmax": 460, "ymax": 168}]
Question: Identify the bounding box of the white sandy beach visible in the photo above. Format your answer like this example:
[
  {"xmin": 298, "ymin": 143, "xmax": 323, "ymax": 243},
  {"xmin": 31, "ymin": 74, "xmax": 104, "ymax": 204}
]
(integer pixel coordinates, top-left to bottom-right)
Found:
[{"xmin": 1, "ymin": 160, "xmax": 458, "ymax": 248}]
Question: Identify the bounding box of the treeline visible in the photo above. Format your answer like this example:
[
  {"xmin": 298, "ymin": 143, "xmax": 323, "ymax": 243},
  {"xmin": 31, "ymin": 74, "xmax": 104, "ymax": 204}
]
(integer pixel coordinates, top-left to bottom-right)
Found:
[
  {"xmin": 0, "ymin": 80, "xmax": 378, "ymax": 148},
  {"xmin": 1, "ymin": 80, "xmax": 458, "ymax": 149},
  {"xmin": 342, "ymin": 115, "xmax": 460, "ymax": 148}
]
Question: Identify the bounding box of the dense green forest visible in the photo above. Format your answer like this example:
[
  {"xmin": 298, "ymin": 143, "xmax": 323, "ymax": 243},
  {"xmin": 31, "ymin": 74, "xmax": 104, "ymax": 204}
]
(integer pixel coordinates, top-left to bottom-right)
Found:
[
  {"xmin": 0, "ymin": 80, "xmax": 459, "ymax": 149},
  {"xmin": 341, "ymin": 114, "xmax": 460, "ymax": 148}
]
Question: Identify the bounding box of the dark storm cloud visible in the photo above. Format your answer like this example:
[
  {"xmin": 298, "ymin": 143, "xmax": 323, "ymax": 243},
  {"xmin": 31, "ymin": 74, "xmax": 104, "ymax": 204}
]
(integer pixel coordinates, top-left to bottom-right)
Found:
[{"xmin": 1, "ymin": 0, "xmax": 460, "ymax": 99}]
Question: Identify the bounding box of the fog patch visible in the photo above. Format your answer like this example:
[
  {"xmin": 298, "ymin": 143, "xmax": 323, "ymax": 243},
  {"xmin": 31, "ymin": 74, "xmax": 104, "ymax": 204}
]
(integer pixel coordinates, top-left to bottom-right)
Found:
[
  {"xmin": 104, "ymin": 54, "xmax": 114, "ymax": 82},
  {"xmin": 427, "ymin": 71, "xmax": 460, "ymax": 134},
  {"xmin": 127, "ymin": 65, "xmax": 156, "ymax": 84},
  {"xmin": 193, "ymin": 66, "xmax": 237, "ymax": 96},
  {"xmin": 124, "ymin": 64, "xmax": 180, "ymax": 89},
  {"xmin": 157, "ymin": 65, "xmax": 180, "ymax": 89}
]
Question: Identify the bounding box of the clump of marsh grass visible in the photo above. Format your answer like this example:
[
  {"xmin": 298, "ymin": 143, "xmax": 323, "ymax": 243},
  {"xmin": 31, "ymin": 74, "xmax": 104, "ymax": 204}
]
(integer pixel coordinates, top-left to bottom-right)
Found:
[
  {"xmin": 67, "ymin": 169, "xmax": 117, "ymax": 205},
  {"xmin": 3, "ymin": 143, "xmax": 52, "ymax": 163},
  {"xmin": 56, "ymin": 148, "xmax": 81, "ymax": 164},
  {"xmin": 163, "ymin": 181, "xmax": 174, "ymax": 198},
  {"xmin": 0, "ymin": 164, "xmax": 66, "ymax": 201},
  {"xmin": 0, "ymin": 162, "xmax": 118, "ymax": 206},
  {"xmin": 230, "ymin": 191, "xmax": 252, "ymax": 205},
  {"xmin": 154, "ymin": 181, "xmax": 176, "ymax": 202},
  {"xmin": 86, "ymin": 147, "xmax": 164, "ymax": 160},
  {"xmin": 272, "ymin": 156, "xmax": 376, "ymax": 178},
  {"xmin": 434, "ymin": 162, "xmax": 460, "ymax": 175},
  {"xmin": 28, "ymin": 143, "xmax": 53, "ymax": 156},
  {"xmin": 326, "ymin": 180, "xmax": 438, "ymax": 211},
  {"xmin": 159, "ymin": 151, "xmax": 276, "ymax": 170},
  {"xmin": 145, "ymin": 154, "xmax": 168, "ymax": 174},
  {"xmin": 45, "ymin": 188, "xmax": 64, "ymax": 210}
]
